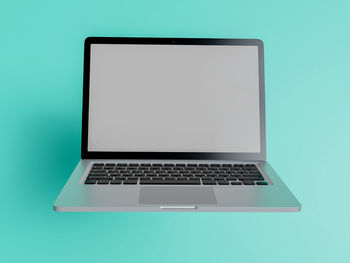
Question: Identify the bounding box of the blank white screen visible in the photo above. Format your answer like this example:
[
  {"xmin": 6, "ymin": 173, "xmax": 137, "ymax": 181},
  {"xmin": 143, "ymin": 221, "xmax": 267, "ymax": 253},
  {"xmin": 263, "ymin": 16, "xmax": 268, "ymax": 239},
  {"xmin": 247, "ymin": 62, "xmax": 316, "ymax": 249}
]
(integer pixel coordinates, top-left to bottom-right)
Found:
[{"xmin": 88, "ymin": 44, "xmax": 260, "ymax": 152}]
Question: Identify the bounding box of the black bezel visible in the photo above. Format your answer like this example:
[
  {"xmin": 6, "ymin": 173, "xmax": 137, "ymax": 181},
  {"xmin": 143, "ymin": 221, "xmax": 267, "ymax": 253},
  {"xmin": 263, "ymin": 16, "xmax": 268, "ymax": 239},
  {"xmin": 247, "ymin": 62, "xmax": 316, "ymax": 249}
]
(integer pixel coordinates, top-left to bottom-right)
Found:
[{"xmin": 81, "ymin": 37, "xmax": 266, "ymax": 160}]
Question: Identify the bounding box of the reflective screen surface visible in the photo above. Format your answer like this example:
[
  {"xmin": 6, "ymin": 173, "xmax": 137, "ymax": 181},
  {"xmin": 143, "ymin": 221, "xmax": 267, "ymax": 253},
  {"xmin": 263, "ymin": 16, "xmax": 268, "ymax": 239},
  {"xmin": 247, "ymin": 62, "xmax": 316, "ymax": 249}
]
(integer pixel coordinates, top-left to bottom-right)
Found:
[{"xmin": 88, "ymin": 44, "xmax": 261, "ymax": 152}]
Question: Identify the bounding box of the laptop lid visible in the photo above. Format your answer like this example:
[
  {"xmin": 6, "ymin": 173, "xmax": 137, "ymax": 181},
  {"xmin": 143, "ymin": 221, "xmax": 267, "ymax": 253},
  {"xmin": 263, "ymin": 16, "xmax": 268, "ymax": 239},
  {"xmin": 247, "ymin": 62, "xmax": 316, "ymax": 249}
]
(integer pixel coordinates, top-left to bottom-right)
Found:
[{"xmin": 81, "ymin": 37, "xmax": 266, "ymax": 160}]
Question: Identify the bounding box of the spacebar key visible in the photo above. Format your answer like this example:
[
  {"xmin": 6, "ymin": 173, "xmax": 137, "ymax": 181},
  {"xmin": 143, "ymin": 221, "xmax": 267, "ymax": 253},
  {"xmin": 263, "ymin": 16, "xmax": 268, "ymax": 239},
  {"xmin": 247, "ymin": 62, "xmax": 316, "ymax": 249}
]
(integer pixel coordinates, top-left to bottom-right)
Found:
[{"xmin": 140, "ymin": 180, "xmax": 200, "ymax": 185}]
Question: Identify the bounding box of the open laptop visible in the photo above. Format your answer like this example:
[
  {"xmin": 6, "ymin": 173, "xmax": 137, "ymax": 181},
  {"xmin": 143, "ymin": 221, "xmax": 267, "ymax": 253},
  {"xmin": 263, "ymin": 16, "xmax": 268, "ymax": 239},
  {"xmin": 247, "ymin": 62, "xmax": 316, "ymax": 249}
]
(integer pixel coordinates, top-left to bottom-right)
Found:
[{"xmin": 54, "ymin": 37, "xmax": 301, "ymax": 212}]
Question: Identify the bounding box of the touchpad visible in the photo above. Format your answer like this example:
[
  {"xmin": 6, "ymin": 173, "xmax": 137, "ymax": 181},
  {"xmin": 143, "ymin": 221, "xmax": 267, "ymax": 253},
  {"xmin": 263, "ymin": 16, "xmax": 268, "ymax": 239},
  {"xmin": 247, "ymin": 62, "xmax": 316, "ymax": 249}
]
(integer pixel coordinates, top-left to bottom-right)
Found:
[{"xmin": 139, "ymin": 186, "xmax": 217, "ymax": 204}]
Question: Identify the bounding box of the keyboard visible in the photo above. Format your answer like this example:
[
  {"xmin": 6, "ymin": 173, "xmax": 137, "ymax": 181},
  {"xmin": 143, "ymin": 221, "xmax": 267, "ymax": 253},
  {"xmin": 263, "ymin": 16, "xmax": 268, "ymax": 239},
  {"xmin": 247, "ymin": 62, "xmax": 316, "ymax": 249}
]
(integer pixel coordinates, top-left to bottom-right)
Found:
[{"xmin": 84, "ymin": 163, "xmax": 269, "ymax": 185}]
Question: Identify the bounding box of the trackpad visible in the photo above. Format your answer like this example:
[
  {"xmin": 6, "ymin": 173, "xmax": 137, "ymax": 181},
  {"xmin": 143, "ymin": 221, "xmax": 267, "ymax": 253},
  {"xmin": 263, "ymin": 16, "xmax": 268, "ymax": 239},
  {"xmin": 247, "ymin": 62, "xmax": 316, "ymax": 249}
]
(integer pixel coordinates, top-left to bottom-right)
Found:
[{"xmin": 139, "ymin": 186, "xmax": 217, "ymax": 204}]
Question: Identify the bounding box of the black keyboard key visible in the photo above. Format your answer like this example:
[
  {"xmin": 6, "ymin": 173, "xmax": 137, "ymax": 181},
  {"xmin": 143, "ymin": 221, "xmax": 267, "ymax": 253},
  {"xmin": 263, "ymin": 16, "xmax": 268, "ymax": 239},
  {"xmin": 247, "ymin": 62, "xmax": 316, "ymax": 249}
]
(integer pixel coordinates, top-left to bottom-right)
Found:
[
  {"xmin": 256, "ymin": 181, "xmax": 268, "ymax": 185},
  {"xmin": 97, "ymin": 179, "xmax": 109, "ymax": 184},
  {"xmin": 189, "ymin": 177, "xmax": 200, "ymax": 181},
  {"xmin": 114, "ymin": 176, "xmax": 126, "ymax": 180},
  {"xmin": 140, "ymin": 178, "xmax": 151, "ymax": 182},
  {"xmin": 86, "ymin": 176, "xmax": 100, "ymax": 179},
  {"xmin": 85, "ymin": 179, "xmax": 97, "ymax": 184},
  {"xmin": 93, "ymin": 163, "xmax": 104, "ymax": 167},
  {"xmin": 215, "ymin": 177, "xmax": 226, "ymax": 180},
  {"xmin": 151, "ymin": 177, "xmax": 164, "ymax": 180},
  {"xmin": 182, "ymin": 180, "xmax": 200, "ymax": 185},
  {"xmin": 140, "ymin": 180, "xmax": 161, "ymax": 184},
  {"xmin": 90, "ymin": 169, "xmax": 104, "ymax": 173},
  {"xmin": 242, "ymin": 181, "xmax": 255, "ymax": 185},
  {"xmin": 124, "ymin": 180, "xmax": 137, "ymax": 185},
  {"xmin": 110, "ymin": 180, "xmax": 122, "ymax": 184},
  {"xmin": 90, "ymin": 176, "xmax": 110, "ymax": 180},
  {"xmin": 204, "ymin": 176, "xmax": 215, "ymax": 180},
  {"xmin": 231, "ymin": 181, "xmax": 243, "ymax": 185},
  {"xmin": 202, "ymin": 180, "xmax": 217, "ymax": 185},
  {"xmin": 239, "ymin": 176, "xmax": 264, "ymax": 181},
  {"xmin": 125, "ymin": 176, "xmax": 138, "ymax": 180},
  {"xmin": 246, "ymin": 168, "xmax": 260, "ymax": 172},
  {"xmin": 90, "ymin": 174, "xmax": 108, "ymax": 178},
  {"xmin": 251, "ymin": 178, "xmax": 265, "ymax": 181},
  {"xmin": 226, "ymin": 176, "xmax": 238, "ymax": 181},
  {"xmin": 250, "ymin": 172, "xmax": 261, "ymax": 176},
  {"xmin": 243, "ymin": 172, "xmax": 262, "ymax": 175},
  {"xmin": 91, "ymin": 166, "xmax": 104, "ymax": 170},
  {"xmin": 217, "ymin": 180, "xmax": 229, "ymax": 185},
  {"xmin": 176, "ymin": 178, "xmax": 189, "ymax": 183},
  {"xmin": 90, "ymin": 170, "xmax": 108, "ymax": 174}
]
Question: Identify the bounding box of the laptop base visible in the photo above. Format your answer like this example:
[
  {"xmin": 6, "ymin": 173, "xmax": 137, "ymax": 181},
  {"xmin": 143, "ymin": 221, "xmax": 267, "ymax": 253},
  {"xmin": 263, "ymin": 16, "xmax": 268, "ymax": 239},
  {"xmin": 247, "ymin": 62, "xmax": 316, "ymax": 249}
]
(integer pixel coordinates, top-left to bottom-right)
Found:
[{"xmin": 54, "ymin": 160, "xmax": 301, "ymax": 212}]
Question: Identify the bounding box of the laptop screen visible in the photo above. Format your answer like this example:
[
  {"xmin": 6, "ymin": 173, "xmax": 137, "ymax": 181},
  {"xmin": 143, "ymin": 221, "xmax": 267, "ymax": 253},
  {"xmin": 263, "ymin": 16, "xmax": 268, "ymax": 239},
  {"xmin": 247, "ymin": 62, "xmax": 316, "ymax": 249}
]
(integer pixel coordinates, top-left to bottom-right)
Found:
[{"xmin": 88, "ymin": 44, "xmax": 261, "ymax": 153}]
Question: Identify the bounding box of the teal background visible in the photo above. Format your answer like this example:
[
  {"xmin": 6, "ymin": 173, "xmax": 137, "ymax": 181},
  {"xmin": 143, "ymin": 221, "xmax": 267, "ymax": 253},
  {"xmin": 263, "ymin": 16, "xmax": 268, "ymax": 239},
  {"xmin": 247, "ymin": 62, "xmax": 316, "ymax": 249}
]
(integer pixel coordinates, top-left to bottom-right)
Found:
[{"xmin": 1, "ymin": 0, "xmax": 349, "ymax": 262}]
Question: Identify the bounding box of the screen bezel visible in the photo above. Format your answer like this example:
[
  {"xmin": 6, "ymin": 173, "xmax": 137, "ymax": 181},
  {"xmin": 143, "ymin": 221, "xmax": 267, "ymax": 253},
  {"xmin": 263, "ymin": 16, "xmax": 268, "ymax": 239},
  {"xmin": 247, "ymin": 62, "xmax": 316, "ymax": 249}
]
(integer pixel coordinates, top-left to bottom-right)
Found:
[{"xmin": 81, "ymin": 37, "xmax": 266, "ymax": 160}]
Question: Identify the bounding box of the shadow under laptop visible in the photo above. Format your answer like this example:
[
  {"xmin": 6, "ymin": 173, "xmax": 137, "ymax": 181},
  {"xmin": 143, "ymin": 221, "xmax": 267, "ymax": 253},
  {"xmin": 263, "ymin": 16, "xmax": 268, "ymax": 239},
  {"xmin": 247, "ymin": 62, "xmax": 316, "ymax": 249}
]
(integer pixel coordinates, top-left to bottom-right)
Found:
[{"xmin": 15, "ymin": 110, "xmax": 81, "ymax": 215}]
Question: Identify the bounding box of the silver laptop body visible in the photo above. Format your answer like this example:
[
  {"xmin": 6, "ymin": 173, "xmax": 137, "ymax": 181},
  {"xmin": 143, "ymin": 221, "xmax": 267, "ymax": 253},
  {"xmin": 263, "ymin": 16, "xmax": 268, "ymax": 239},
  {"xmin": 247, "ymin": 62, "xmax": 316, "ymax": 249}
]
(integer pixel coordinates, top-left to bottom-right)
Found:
[{"xmin": 54, "ymin": 37, "xmax": 301, "ymax": 212}]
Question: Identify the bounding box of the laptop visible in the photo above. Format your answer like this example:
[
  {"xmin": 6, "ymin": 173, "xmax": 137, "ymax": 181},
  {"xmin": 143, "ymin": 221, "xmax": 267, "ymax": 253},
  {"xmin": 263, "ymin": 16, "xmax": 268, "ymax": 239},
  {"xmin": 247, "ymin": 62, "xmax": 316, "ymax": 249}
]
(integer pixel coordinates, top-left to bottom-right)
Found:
[{"xmin": 54, "ymin": 37, "xmax": 301, "ymax": 212}]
